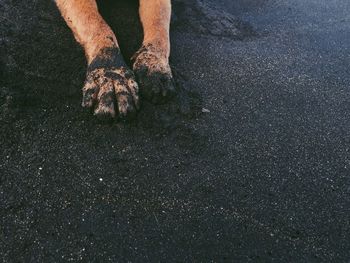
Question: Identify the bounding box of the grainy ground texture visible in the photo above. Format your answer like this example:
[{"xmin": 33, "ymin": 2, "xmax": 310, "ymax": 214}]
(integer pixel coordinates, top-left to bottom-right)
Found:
[{"xmin": 1, "ymin": 0, "xmax": 350, "ymax": 261}]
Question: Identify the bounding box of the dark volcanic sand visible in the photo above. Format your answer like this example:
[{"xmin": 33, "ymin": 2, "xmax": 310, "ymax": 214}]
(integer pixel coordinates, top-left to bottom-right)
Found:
[{"xmin": 1, "ymin": 0, "xmax": 350, "ymax": 261}]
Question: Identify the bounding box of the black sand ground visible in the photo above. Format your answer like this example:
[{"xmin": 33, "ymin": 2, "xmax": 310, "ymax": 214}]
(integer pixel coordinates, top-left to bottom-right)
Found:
[{"xmin": 1, "ymin": 0, "xmax": 350, "ymax": 261}]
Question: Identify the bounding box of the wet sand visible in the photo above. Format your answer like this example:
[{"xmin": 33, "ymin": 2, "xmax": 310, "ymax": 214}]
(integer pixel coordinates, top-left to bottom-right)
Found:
[{"xmin": 1, "ymin": 0, "xmax": 350, "ymax": 261}]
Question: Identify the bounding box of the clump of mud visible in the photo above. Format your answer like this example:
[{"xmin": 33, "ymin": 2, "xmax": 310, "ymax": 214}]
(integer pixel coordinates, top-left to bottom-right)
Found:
[{"xmin": 172, "ymin": 0, "xmax": 255, "ymax": 39}]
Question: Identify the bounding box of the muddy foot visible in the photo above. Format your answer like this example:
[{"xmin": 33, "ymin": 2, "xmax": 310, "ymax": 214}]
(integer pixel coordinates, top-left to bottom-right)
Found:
[
  {"xmin": 132, "ymin": 44, "xmax": 176, "ymax": 104},
  {"xmin": 82, "ymin": 48, "xmax": 139, "ymax": 121}
]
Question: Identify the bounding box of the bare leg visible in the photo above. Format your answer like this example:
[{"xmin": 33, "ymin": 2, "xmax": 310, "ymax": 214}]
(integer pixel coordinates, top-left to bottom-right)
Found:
[
  {"xmin": 55, "ymin": 0, "xmax": 139, "ymax": 119},
  {"xmin": 133, "ymin": 0, "xmax": 175, "ymax": 104}
]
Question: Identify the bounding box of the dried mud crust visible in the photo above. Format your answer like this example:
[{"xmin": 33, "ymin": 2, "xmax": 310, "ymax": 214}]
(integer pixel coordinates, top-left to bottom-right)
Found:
[
  {"xmin": 172, "ymin": 0, "xmax": 255, "ymax": 39},
  {"xmin": 132, "ymin": 44, "xmax": 176, "ymax": 104}
]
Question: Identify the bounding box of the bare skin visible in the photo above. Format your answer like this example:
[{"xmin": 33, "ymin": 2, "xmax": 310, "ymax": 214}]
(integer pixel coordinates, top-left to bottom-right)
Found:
[{"xmin": 55, "ymin": 0, "xmax": 175, "ymax": 120}]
